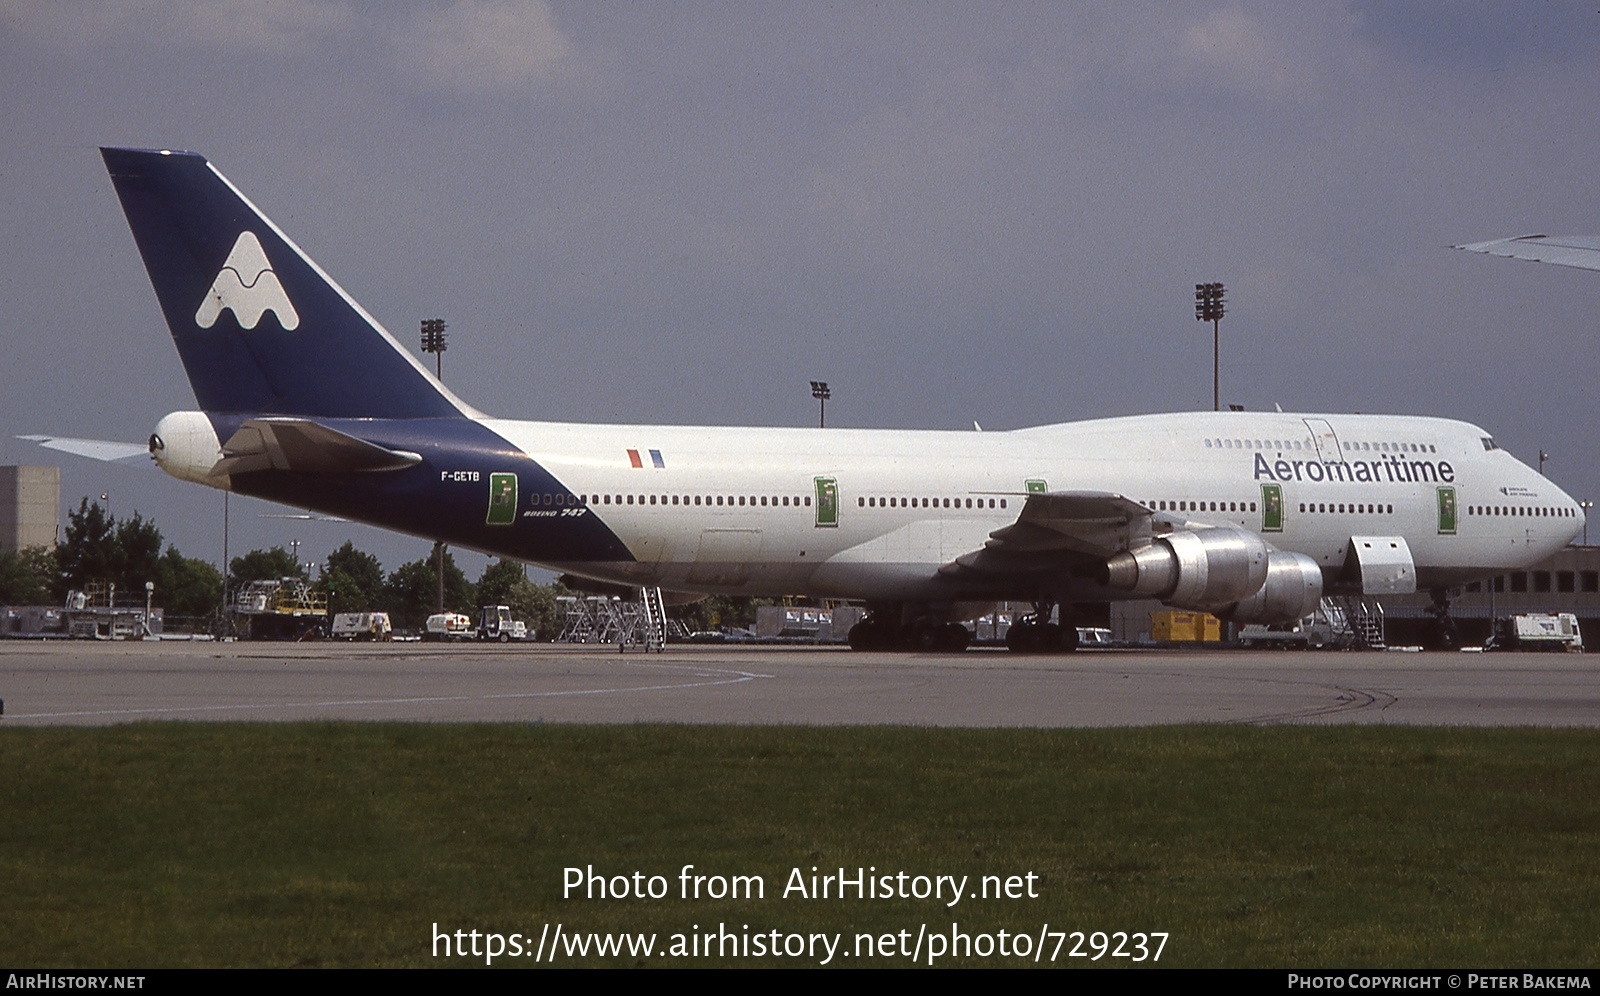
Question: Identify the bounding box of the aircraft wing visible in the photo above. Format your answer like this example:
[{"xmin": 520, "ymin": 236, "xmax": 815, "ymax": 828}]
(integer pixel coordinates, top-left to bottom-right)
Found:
[
  {"xmin": 939, "ymin": 490, "xmax": 1154, "ymax": 578},
  {"xmin": 16, "ymin": 435, "xmax": 151, "ymax": 465},
  {"xmin": 1453, "ymin": 234, "xmax": 1600, "ymax": 272}
]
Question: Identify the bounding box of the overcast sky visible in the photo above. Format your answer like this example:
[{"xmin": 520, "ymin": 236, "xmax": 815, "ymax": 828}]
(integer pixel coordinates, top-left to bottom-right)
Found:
[{"xmin": 3, "ymin": 1, "xmax": 1599, "ymax": 578}]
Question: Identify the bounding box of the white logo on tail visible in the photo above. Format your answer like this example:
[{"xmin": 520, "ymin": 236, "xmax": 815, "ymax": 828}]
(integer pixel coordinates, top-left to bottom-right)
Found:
[{"xmin": 194, "ymin": 231, "xmax": 300, "ymax": 331}]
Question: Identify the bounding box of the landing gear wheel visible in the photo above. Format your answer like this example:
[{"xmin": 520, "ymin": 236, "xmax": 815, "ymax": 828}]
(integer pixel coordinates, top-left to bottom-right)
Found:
[
  {"xmin": 1006, "ymin": 620, "xmax": 1036, "ymax": 654},
  {"xmin": 941, "ymin": 623, "xmax": 971, "ymax": 652},
  {"xmin": 1432, "ymin": 619, "xmax": 1460, "ymax": 652},
  {"xmin": 1038, "ymin": 623, "xmax": 1062, "ymax": 653},
  {"xmin": 1058, "ymin": 623, "xmax": 1079, "ymax": 654},
  {"xmin": 849, "ymin": 619, "xmax": 893, "ymax": 651}
]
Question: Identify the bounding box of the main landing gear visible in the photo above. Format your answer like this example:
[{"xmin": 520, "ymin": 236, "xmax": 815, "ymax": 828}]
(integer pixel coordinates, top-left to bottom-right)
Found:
[
  {"xmin": 1004, "ymin": 603, "xmax": 1079, "ymax": 655},
  {"xmin": 845, "ymin": 601, "xmax": 1080, "ymax": 654},
  {"xmin": 1425, "ymin": 588, "xmax": 1460, "ymax": 651},
  {"xmin": 847, "ymin": 613, "xmax": 971, "ymax": 652}
]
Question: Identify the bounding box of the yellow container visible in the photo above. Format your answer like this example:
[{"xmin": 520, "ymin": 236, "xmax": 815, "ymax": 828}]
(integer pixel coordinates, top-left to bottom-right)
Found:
[{"xmin": 1150, "ymin": 611, "xmax": 1220, "ymax": 643}]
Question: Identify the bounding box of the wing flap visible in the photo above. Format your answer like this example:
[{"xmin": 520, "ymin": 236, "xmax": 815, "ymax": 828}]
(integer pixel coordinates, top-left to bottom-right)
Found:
[{"xmin": 941, "ymin": 491, "xmax": 1153, "ymax": 577}]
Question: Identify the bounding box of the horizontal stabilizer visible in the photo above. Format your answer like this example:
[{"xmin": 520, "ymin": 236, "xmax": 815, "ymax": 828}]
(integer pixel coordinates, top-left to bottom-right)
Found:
[
  {"xmin": 17, "ymin": 435, "xmax": 151, "ymax": 465},
  {"xmin": 216, "ymin": 418, "xmax": 421, "ymax": 475}
]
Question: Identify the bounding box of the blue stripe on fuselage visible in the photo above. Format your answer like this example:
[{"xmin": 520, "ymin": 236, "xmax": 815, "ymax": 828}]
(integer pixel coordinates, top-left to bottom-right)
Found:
[{"xmin": 206, "ymin": 413, "xmax": 634, "ymax": 563}]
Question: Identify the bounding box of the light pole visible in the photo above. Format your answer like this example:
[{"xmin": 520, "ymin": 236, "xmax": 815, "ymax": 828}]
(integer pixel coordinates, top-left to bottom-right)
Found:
[
  {"xmin": 1195, "ymin": 282, "xmax": 1226, "ymax": 412},
  {"xmin": 421, "ymin": 319, "xmax": 450, "ymax": 611},
  {"xmin": 421, "ymin": 318, "xmax": 448, "ymax": 378},
  {"xmin": 221, "ymin": 492, "xmax": 230, "ymax": 638},
  {"xmin": 810, "ymin": 381, "xmax": 830, "ymax": 428},
  {"xmin": 1582, "ymin": 501, "xmax": 1593, "ymax": 546},
  {"xmin": 144, "ymin": 581, "xmax": 154, "ymax": 638}
]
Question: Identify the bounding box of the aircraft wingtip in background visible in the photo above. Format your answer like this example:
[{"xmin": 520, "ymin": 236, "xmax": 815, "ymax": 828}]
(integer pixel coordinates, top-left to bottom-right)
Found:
[{"xmin": 1453, "ymin": 234, "xmax": 1600, "ymax": 272}]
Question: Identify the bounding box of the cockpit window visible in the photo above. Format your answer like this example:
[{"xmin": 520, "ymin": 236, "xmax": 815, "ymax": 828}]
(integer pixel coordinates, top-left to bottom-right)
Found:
[{"xmin": 1481, "ymin": 437, "xmax": 1498, "ymax": 451}]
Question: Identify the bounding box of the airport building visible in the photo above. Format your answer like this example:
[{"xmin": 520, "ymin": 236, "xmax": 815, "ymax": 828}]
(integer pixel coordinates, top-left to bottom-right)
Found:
[{"xmin": 0, "ymin": 465, "xmax": 59, "ymax": 553}]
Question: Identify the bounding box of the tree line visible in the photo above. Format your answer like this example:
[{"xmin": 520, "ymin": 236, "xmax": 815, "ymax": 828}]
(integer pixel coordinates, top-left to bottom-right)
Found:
[{"xmin": 0, "ymin": 498, "xmax": 778, "ymax": 636}]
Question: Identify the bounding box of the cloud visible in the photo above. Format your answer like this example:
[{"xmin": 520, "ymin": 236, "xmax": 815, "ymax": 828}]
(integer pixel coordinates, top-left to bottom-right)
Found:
[
  {"xmin": 0, "ymin": 0, "xmax": 352, "ymax": 53},
  {"xmin": 394, "ymin": 0, "xmax": 576, "ymax": 95},
  {"xmin": 1, "ymin": 0, "xmax": 584, "ymax": 97},
  {"xmin": 1169, "ymin": 3, "xmax": 1373, "ymax": 105}
]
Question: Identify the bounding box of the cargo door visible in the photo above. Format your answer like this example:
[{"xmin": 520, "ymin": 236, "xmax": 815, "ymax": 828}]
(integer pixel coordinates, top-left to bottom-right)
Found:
[{"xmin": 1346, "ymin": 535, "xmax": 1417, "ymax": 594}]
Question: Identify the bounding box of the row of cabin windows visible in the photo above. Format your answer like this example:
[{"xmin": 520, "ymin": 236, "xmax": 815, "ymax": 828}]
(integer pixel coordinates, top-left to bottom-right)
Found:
[
  {"xmin": 1468, "ymin": 505, "xmax": 1575, "ymax": 518},
  {"xmin": 1465, "ymin": 571, "xmax": 1600, "ymax": 594},
  {"xmin": 859, "ymin": 496, "xmax": 1007, "ymax": 510},
  {"xmin": 1203, "ymin": 438, "xmax": 1438, "ymax": 454},
  {"xmin": 1148, "ymin": 500, "xmax": 1256, "ymax": 513},
  {"xmin": 1299, "ymin": 502, "xmax": 1395, "ymax": 514},
  {"xmin": 586, "ymin": 493, "xmax": 811, "ymax": 507}
]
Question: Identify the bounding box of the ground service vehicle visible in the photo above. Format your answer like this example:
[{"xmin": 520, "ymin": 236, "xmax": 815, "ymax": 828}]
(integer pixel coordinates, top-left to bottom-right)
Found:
[{"xmin": 331, "ymin": 612, "xmax": 391, "ymax": 641}]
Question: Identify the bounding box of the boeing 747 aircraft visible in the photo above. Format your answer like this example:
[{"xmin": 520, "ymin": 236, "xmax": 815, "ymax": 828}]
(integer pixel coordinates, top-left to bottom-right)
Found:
[{"xmin": 73, "ymin": 148, "xmax": 1583, "ymax": 651}]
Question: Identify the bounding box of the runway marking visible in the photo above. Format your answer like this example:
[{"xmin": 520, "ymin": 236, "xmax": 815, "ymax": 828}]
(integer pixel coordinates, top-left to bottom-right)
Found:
[{"xmin": 6, "ymin": 663, "xmax": 774, "ymax": 721}]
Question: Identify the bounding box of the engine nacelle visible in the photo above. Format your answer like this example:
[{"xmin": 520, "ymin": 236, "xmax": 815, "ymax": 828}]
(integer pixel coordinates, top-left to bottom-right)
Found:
[
  {"xmin": 1223, "ymin": 550, "xmax": 1324, "ymax": 623},
  {"xmin": 149, "ymin": 411, "xmax": 227, "ymax": 488},
  {"xmin": 1103, "ymin": 527, "xmax": 1270, "ymax": 609}
]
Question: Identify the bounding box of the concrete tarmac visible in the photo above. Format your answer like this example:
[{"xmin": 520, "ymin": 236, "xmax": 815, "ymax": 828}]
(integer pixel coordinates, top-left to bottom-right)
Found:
[{"xmin": 2, "ymin": 641, "xmax": 1598, "ymax": 727}]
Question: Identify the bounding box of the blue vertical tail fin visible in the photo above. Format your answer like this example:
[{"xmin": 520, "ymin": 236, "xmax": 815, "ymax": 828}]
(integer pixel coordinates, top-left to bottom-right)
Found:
[{"xmin": 102, "ymin": 147, "xmax": 475, "ymax": 420}]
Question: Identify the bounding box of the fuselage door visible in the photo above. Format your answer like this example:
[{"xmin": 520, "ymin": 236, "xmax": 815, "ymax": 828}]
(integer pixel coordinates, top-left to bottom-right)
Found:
[{"xmin": 1303, "ymin": 418, "xmax": 1344, "ymax": 463}]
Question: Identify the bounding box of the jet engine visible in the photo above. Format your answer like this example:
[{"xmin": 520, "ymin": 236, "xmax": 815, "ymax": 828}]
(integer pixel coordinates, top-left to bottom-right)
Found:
[
  {"xmin": 1223, "ymin": 550, "xmax": 1324, "ymax": 623},
  {"xmin": 1102, "ymin": 527, "xmax": 1270, "ymax": 609}
]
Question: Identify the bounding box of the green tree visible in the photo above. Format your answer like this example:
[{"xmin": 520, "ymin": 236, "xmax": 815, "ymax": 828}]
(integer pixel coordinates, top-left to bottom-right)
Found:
[
  {"xmin": 384, "ymin": 551, "xmax": 474, "ymax": 630},
  {"xmin": 320, "ymin": 541, "xmax": 385, "ymax": 616},
  {"xmin": 0, "ymin": 547, "xmax": 55, "ymax": 605},
  {"xmin": 112, "ymin": 513, "xmax": 163, "ymax": 593},
  {"xmin": 55, "ymin": 499, "xmax": 171, "ymax": 602},
  {"xmin": 229, "ymin": 547, "xmax": 307, "ymax": 589},
  {"xmin": 153, "ymin": 549, "xmax": 223, "ymax": 620},
  {"xmin": 55, "ymin": 499, "xmax": 116, "ymax": 595}
]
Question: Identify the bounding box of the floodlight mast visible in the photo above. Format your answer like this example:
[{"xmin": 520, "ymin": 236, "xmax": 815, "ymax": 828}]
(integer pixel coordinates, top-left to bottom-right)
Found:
[
  {"xmin": 420, "ymin": 318, "xmax": 448, "ymax": 378},
  {"xmin": 421, "ymin": 318, "xmax": 450, "ymax": 611},
  {"xmin": 810, "ymin": 381, "xmax": 831, "ymax": 428},
  {"xmin": 1195, "ymin": 283, "xmax": 1226, "ymax": 412}
]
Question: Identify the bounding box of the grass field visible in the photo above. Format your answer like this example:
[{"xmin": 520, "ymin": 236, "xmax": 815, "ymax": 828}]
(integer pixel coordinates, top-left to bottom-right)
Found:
[{"xmin": 2, "ymin": 723, "xmax": 1597, "ymax": 967}]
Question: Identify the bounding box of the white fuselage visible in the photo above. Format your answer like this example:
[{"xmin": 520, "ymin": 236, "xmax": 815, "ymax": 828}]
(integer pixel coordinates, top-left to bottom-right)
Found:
[{"xmin": 484, "ymin": 410, "xmax": 1581, "ymax": 599}]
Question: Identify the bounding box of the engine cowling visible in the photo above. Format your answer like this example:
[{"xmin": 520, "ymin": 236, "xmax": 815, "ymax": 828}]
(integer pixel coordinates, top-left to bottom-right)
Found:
[
  {"xmin": 1224, "ymin": 550, "xmax": 1324, "ymax": 623},
  {"xmin": 1103, "ymin": 526, "xmax": 1270, "ymax": 609}
]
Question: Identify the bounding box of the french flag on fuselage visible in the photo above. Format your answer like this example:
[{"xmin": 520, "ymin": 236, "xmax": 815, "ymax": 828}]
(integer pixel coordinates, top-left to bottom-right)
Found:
[{"xmin": 626, "ymin": 449, "xmax": 666, "ymax": 469}]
